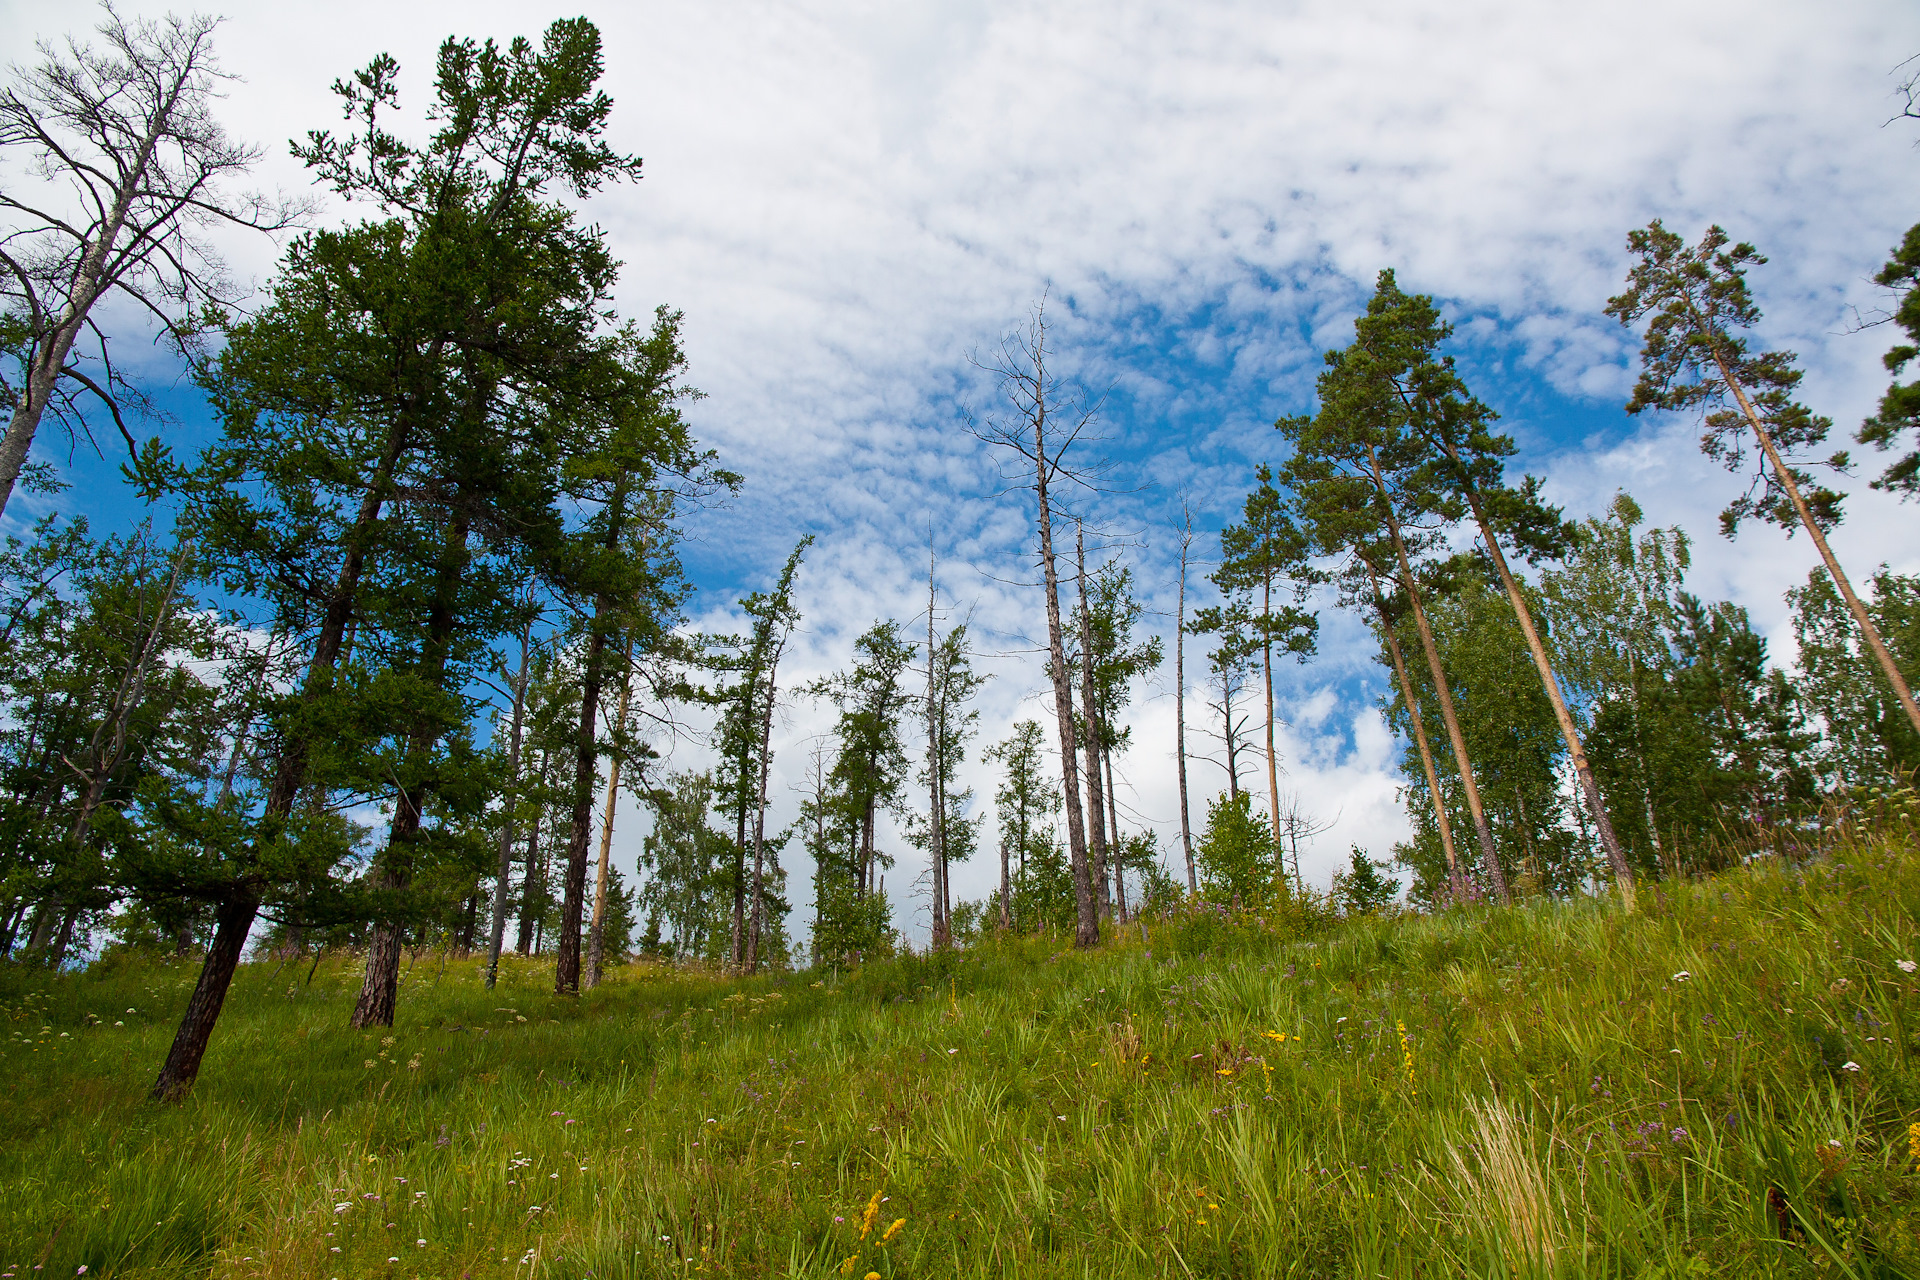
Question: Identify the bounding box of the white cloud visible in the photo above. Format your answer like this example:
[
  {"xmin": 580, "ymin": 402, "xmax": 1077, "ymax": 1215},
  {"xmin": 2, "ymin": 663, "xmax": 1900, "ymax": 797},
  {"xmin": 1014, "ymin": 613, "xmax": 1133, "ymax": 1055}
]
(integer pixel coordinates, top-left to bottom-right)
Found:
[{"xmin": 6, "ymin": 0, "xmax": 1919, "ymax": 944}]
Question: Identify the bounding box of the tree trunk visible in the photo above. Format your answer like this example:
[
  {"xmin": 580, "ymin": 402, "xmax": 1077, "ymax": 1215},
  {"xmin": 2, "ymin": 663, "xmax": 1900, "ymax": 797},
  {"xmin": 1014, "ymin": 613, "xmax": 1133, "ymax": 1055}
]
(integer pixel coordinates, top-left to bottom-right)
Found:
[
  {"xmin": 557, "ymin": 620, "xmax": 607, "ymax": 994},
  {"xmin": 486, "ymin": 624, "xmax": 533, "ymax": 989},
  {"xmin": 1458, "ymin": 485, "xmax": 1627, "ymax": 909},
  {"xmin": 1370, "ymin": 448, "xmax": 1507, "ymax": 903},
  {"xmin": 517, "ymin": 794, "xmax": 542, "ymax": 956},
  {"xmin": 926, "ymin": 581, "xmax": 949, "ymax": 950},
  {"xmin": 1075, "ymin": 524, "xmax": 1112, "ymax": 923},
  {"xmin": 1260, "ymin": 575, "xmax": 1283, "ymax": 855},
  {"xmin": 1368, "ymin": 561, "xmax": 1465, "ymax": 903},
  {"xmin": 1105, "ymin": 739, "xmax": 1127, "ymax": 920},
  {"xmin": 1175, "ymin": 519, "xmax": 1196, "ymax": 894},
  {"xmin": 1035, "ymin": 434, "xmax": 1096, "ymax": 948},
  {"xmin": 588, "ymin": 642, "xmax": 636, "ymax": 988},
  {"xmin": 150, "ymin": 893, "xmax": 259, "ymax": 1101},
  {"xmin": 1715, "ymin": 351, "xmax": 1920, "ymax": 739}
]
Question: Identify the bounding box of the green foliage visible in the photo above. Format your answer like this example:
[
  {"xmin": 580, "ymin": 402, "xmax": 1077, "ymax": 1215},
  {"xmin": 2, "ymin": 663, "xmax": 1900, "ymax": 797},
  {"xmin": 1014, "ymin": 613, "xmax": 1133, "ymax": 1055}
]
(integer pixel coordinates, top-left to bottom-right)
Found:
[
  {"xmin": 1861, "ymin": 221, "xmax": 1920, "ymax": 496},
  {"xmin": 1609, "ymin": 220, "xmax": 1847, "ymax": 536},
  {"xmin": 1331, "ymin": 846, "xmax": 1400, "ymax": 915},
  {"xmin": 1790, "ymin": 567, "xmax": 1920, "ymax": 789},
  {"xmin": 1195, "ymin": 789, "xmax": 1283, "ymax": 908}
]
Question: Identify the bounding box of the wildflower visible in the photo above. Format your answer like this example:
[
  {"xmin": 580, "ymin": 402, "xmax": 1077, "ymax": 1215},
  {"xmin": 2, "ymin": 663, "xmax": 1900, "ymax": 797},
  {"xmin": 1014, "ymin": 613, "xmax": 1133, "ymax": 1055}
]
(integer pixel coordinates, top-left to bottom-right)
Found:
[
  {"xmin": 838, "ymin": 1255, "xmax": 860, "ymax": 1276},
  {"xmin": 1672, "ymin": 971, "xmax": 1691, "ymax": 982},
  {"xmin": 1907, "ymin": 1121, "xmax": 1920, "ymax": 1167},
  {"xmin": 1899, "ymin": 960, "xmax": 1917, "ymax": 974},
  {"xmin": 881, "ymin": 1218, "xmax": 906, "ymax": 1244},
  {"xmin": 859, "ymin": 1189, "xmax": 884, "ymax": 1240},
  {"xmin": 1670, "ymin": 1128, "xmax": 1688, "ymax": 1143},
  {"xmin": 866, "ymin": 1273, "xmax": 880, "ymax": 1280},
  {"xmin": 1841, "ymin": 1061, "xmax": 1861, "ymax": 1073},
  {"xmin": 415, "ymin": 1239, "xmax": 425, "ymax": 1247}
]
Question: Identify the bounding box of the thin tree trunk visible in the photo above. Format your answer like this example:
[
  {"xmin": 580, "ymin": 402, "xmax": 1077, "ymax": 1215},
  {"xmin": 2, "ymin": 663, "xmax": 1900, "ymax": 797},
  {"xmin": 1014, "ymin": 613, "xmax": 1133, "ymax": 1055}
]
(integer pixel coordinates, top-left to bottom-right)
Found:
[
  {"xmin": 1714, "ymin": 352, "xmax": 1920, "ymax": 738},
  {"xmin": 926, "ymin": 572, "xmax": 949, "ymax": 949},
  {"xmin": 1035, "ymin": 439, "xmax": 1095, "ymax": 948},
  {"xmin": 1105, "ymin": 739, "xmax": 1126, "ymax": 921},
  {"xmin": 1175, "ymin": 511, "xmax": 1196, "ymax": 893},
  {"xmin": 1261, "ymin": 574, "xmax": 1283, "ymax": 853},
  {"xmin": 486, "ymin": 623, "xmax": 534, "ymax": 989},
  {"xmin": 1367, "ymin": 560, "xmax": 1464, "ymax": 903},
  {"xmin": 517, "ymin": 781, "xmax": 543, "ymax": 955},
  {"xmin": 588, "ymin": 641, "xmax": 636, "ymax": 988},
  {"xmin": 1076, "ymin": 523, "xmax": 1111, "ymax": 923},
  {"xmin": 1457, "ymin": 485, "xmax": 1627, "ymax": 910},
  {"xmin": 746, "ymin": 628, "xmax": 785, "ymax": 973},
  {"xmin": 1369, "ymin": 447, "xmax": 1507, "ymax": 904}
]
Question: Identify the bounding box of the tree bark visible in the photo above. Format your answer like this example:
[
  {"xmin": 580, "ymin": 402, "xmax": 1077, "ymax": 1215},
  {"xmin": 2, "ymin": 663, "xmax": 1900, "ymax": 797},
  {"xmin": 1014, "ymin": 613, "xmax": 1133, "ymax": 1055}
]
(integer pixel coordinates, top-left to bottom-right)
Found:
[
  {"xmin": 1076, "ymin": 524, "xmax": 1112, "ymax": 923},
  {"xmin": 556, "ymin": 621, "xmax": 607, "ymax": 994},
  {"xmin": 1035, "ymin": 439, "xmax": 1095, "ymax": 948},
  {"xmin": 588, "ymin": 641, "xmax": 635, "ymax": 987},
  {"xmin": 1260, "ymin": 574, "xmax": 1283, "ymax": 856},
  {"xmin": 486, "ymin": 623, "xmax": 533, "ymax": 989},
  {"xmin": 1458, "ymin": 485, "xmax": 1628, "ymax": 909},
  {"xmin": 1370, "ymin": 447, "xmax": 1507, "ymax": 904},
  {"xmin": 1175, "ymin": 515, "xmax": 1196, "ymax": 894},
  {"xmin": 1368, "ymin": 560, "xmax": 1464, "ymax": 903},
  {"xmin": 1715, "ymin": 351, "xmax": 1920, "ymax": 739}
]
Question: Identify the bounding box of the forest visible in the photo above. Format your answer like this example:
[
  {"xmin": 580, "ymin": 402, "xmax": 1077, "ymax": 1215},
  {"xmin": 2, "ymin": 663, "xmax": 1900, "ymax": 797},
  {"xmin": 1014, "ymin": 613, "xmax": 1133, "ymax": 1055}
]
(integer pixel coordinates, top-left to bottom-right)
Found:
[{"xmin": 2, "ymin": 7, "xmax": 1919, "ymax": 1098}]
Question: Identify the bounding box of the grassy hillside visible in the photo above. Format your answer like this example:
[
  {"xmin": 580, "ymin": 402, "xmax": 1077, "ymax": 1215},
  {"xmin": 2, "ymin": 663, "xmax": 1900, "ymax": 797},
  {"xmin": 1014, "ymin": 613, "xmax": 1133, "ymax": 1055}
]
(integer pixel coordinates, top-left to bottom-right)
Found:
[{"xmin": 5, "ymin": 824, "xmax": 1920, "ymax": 1278}]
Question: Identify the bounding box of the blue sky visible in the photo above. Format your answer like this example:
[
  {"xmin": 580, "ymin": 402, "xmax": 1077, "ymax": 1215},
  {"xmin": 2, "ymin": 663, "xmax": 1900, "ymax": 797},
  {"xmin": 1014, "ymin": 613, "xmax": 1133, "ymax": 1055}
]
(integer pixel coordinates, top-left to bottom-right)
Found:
[{"xmin": 6, "ymin": 0, "xmax": 1920, "ymax": 943}]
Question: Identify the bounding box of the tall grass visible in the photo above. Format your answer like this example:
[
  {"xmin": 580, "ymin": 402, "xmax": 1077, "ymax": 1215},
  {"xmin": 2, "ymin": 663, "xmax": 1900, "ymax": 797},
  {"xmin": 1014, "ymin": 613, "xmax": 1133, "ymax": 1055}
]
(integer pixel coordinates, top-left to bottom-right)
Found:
[{"xmin": 3, "ymin": 829, "xmax": 1918, "ymax": 1277}]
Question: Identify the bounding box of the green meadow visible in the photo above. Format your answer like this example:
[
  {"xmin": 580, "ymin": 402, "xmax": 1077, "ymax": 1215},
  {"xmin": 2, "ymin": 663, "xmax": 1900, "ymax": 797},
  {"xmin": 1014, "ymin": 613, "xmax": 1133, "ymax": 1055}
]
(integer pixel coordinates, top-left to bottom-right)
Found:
[{"xmin": 5, "ymin": 823, "xmax": 1920, "ymax": 1279}]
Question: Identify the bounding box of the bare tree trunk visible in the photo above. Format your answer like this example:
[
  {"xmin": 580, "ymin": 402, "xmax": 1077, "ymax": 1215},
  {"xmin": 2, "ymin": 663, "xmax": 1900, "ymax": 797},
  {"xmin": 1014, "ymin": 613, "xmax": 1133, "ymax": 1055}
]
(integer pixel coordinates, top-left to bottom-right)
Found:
[
  {"xmin": 925, "ymin": 572, "xmax": 950, "ymax": 949},
  {"xmin": 1175, "ymin": 509, "xmax": 1196, "ymax": 893},
  {"xmin": 1457, "ymin": 485, "xmax": 1625, "ymax": 909},
  {"xmin": 1260, "ymin": 574, "xmax": 1283, "ymax": 854},
  {"xmin": 1036, "ymin": 454, "xmax": 1095, "ymax": 949},
  {"xmin": 486, "ymin": 623, "xmax": 533, "ymax": 989},
  {"xmin": 1716, "ymin": 352, "xmax": 1920, "ymax": 738},
  {"xmin": 1105, "ymin": 739, "xmax": 1127, "ymax": 921},
  {"xmin": 1367, "ymin": 561, "xmax": 1464, "ymax": 903},
  {"xmin": 1370, "ymin": 448, "xmax": 1506, "ymax": 904},
  {"xmin": 587, "ymin": 641, "xmax": 635, "ymax": 988},
  {"xmin": 1076, "ymin": 524, "xmax": 1112, "ymax": 923},
  {"xmin": 746, "ymin": 627, "xmax": 786, "ymax": 973}
]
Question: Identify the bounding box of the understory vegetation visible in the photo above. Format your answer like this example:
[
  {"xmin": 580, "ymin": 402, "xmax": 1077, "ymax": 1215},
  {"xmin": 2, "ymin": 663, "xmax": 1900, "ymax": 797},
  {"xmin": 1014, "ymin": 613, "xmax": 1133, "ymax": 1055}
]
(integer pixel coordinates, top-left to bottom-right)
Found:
[{"xmin": 6, "ymin": 808, "xmax": 1920, "ymax": 1279}]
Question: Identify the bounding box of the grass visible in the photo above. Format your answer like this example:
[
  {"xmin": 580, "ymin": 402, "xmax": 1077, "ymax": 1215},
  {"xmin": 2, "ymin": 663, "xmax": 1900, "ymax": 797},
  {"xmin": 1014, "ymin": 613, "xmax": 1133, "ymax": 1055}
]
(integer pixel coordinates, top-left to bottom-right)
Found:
[{"xmin": 3, "ymin": 830, "xmax": 1920, "ymax": 1278}]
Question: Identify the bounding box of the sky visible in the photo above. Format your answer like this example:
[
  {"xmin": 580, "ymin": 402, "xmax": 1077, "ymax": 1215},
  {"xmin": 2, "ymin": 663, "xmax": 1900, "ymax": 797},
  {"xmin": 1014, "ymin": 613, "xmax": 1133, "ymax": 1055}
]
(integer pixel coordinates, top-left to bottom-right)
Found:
[{"xmin": 5, "ymin": 0, "xmax": 1920, "ymax": 947}]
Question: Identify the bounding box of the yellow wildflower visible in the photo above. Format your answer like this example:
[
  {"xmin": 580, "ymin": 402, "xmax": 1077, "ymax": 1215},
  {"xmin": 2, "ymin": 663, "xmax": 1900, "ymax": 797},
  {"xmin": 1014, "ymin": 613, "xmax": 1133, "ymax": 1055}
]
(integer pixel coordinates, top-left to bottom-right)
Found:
[
  {"xmin": 881, "ymin": 1217, "xmax": 906, "ymax": 1244},
  {"xmin": 838, "ymin": 1255, "xmax": 860, "ymax": 1276},
  {"xmin": 1260, "ymin": 1030, "xmax": 1288, "ymax": 1043},
  {"xmin": 865, "ymin": 1273, "xmax": 880, "ymax": 1280},
  {"xmin": 1909, "ymin": 1120, "xmax": 1920, "ymax": 1167},
  {"xmin": 859, "ymin": 1189, "xmax": 883, "ymax": 1240},
  {"xmin": 1397, "ymin": 1020, "xmax": 1416, "ymax": 1094}
]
